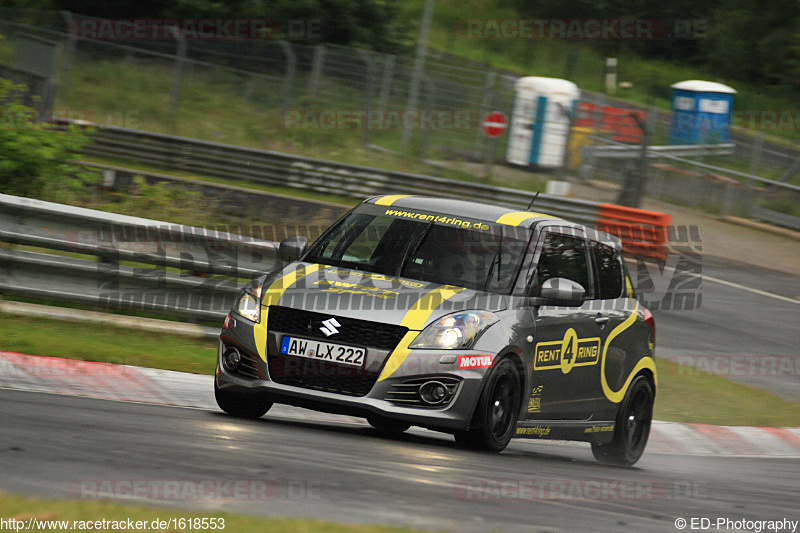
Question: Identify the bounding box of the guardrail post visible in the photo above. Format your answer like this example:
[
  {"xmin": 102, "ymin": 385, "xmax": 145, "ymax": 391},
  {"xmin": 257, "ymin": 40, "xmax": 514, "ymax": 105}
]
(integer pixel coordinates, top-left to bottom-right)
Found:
[
  {"xmin": 417, "ymin": 75, "xmax": 436, "ymax": 158},
  {"xmin": 377, "ymin": 55, "xmax": 395, "ymax": 112},
  {"xmin": 357, "ymin": 49, "xmax": 376, "ymax": 147},
  {"xmin": 279, "ymin": 41, "xmax": 296, "ymax": 112},
  {"xmin": 169, "ymin": 27, "xmax": 187, "ymax": 131},
  {"xmin": 308, "ymin": 45, "xmax": 325, "ymax": 99},
  {"xmin": 721, "ymin": 182, "xmax": 735, "ymax": 216},
  {"xmin": 473, "ymin": 69, "xmax": 497, "ymax": 160},
  {"xmin": 616, "ymin": 113, "xmax": 649, "ymax": 208},
  {"xmin": 748, "ymin": 133, "xmax": 764, "ymax": 175}
]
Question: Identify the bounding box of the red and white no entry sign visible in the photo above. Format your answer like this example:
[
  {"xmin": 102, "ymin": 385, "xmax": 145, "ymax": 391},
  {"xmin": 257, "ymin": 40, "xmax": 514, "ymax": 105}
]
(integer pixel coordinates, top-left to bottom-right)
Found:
[{"xmin": 482, "ymin": 111, "xmax": 508, "ymax": 137}]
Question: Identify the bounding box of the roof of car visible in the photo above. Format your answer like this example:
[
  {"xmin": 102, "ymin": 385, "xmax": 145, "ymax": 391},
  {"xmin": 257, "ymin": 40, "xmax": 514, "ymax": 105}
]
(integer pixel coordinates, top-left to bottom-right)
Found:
[{"xmin": 364, "ymin": 194, "xmax": 578, "ymax": 229}]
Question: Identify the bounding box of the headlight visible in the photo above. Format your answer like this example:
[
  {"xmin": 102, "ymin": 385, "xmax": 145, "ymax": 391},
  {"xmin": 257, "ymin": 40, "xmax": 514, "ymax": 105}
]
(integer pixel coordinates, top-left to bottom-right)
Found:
[
  {"xmin": 409, "ymin": 311, "xmax": 497, "ymax": 350},
  {"xmin": 235, "ymin": 280, "xmax": 263, "ymax": 323}
]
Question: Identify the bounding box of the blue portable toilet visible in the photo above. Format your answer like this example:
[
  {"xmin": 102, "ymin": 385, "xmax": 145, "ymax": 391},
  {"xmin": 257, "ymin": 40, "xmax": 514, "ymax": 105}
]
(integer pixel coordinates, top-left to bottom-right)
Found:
[{"xmin": 669, "ymin": 80, "xmax": 736, "ymax": 145}]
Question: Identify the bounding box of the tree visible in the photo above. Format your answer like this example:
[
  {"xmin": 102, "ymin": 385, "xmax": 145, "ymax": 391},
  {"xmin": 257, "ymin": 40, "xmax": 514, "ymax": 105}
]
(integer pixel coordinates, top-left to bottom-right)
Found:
[{"xmin": 0, "ymin": 78, "xmax": 91, "ymax": 200}]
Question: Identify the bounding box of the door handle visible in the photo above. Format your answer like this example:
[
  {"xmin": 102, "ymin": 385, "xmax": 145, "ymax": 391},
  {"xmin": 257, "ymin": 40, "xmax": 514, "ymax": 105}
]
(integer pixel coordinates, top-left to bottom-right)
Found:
[{"xmin": 595, "ymin": 315, "xmax": 609, "ymax": 325}]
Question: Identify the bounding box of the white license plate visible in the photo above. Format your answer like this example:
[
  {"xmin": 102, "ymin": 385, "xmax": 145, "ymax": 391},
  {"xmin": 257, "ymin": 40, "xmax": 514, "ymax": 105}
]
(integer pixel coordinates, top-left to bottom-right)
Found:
[{"xmin": 279, "ymin": 336, "xmax": 366, "ymax": 367}]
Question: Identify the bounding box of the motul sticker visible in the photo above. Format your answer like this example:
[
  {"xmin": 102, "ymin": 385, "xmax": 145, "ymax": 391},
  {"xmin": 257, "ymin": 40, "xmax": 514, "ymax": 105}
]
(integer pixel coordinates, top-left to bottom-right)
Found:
[{"xmin": 458, "ymin": 355, "xmax": 493, "ymax": 369}]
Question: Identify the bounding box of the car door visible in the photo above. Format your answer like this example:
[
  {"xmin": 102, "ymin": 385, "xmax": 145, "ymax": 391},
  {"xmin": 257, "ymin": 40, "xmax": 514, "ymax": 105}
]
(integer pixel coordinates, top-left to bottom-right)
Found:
[
  {"xmin": 584, "ymin": 236, "xmax": 637, "ymax": 418},
  {"xmin": 524, "ymin": 226, "xmax": 603, "ymax": 421}
]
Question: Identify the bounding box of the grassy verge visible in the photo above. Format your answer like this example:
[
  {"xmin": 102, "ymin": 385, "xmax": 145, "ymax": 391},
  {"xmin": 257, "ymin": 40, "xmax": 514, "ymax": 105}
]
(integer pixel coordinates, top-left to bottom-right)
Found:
[
  {"xmin": 0, "ymin": 312, "xmax": 217, "ymax": 375},
  {"xmin": 1, "ymin": 312, "xmax": 797, "ymax": 427},
  {"xmin": 0, "ymin": 491, "xmax": 421, "ymax": 533},
  {"xmin": 654, "ymin": 358, "xmax": 800, "ymax": 426}
]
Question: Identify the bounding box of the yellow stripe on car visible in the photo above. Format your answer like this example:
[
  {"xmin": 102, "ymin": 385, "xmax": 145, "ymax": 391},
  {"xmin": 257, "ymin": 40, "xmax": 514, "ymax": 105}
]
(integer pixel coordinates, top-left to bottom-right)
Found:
[
  {"xmin": 496, "ymin": 211, "xmax": 557, "ymax": 226},
  {"xmin": 599, "ymin": 302, "xmax": 658, "ymax": 403},
  {"xmin": 253, "ymin": 263, "xmax": 327, "ymax": 362},
  {"xmin": 375, "ymin": 194, "xmax": 415, "ymax": 206},
  {"xmin": 378, "ymin": 285, "xmax": 465, "ymax": 381}
]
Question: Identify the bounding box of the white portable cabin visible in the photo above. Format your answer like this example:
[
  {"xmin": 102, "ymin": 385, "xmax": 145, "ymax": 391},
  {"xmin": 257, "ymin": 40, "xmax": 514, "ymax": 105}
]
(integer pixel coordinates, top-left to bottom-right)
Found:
[{"xmin": 506, "ymin": 77, "xmax": 580, "ymax": 168}]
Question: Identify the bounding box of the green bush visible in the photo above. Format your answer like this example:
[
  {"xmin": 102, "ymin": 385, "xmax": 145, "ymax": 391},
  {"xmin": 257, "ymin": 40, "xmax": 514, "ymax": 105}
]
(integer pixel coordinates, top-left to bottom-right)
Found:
[{"xmin": 0, "ymin": 78, "xmax": 93, "ymax": 201}]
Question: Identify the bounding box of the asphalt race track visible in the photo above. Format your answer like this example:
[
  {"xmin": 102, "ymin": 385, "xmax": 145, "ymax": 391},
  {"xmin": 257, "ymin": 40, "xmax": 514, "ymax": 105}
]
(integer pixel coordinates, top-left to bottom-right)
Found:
[
  {"xmin": 640, "ymin": 256, "xmax": 800, "ymax": 401},
  {"xmin": 1, "ymin": 388, "xmax": 799, "ymax": 533},
  {"xmin": 0, "ymin": 256, "xmax": 798, "ymax": 532}
]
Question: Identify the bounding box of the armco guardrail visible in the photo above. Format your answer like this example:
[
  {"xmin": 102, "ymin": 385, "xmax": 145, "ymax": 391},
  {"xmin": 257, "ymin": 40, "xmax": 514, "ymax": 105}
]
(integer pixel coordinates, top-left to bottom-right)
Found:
[
  {"xmin": 74, "ymin": 123, "xmax": 602, "ymax": 226},
  {"xmin": 74, "ymin": 124, "xmax": 682, "ymax": 257},
  {"xmin": 0, "ymin": 194, "xmax": 279, "ymax": 321},
  {"xmin": 585, "ymin": 143, "xmax": 736, "ymax": 159},
  {"xmin": 1, "ymin": 191, "xmax": 675, "ymax": 322}
]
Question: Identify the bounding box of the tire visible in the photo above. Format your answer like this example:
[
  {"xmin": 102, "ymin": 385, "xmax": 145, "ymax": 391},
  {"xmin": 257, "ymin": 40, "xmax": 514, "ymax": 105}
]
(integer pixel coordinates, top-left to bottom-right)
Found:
[
  {"xmin": 454, "ymin": 359, "xmax": 522, "ymax": 452},
  {"xmin": 366, "ymin": 414, "xmax": 411, "ymax": 434},
  {"xmin": 214, "ymin": 382, "xmax": 273, "ymax": 419},
  {"xmin": 591, "ymin": 375, "xmax": 654, "ymax": 467}
]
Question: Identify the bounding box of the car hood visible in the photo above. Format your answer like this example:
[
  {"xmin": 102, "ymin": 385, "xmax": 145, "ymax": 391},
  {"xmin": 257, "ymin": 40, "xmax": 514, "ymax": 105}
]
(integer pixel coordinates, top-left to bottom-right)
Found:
[{"xmin": 265, "ymin": 262, "xmax": 510, "ymax": 330}]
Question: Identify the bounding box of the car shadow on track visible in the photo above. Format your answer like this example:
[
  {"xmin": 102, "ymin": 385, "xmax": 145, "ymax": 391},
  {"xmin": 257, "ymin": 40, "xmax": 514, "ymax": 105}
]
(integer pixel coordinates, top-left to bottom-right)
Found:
[{"xmin": 205, "ymin": 411, "xmax": 624, "ymax": 470}]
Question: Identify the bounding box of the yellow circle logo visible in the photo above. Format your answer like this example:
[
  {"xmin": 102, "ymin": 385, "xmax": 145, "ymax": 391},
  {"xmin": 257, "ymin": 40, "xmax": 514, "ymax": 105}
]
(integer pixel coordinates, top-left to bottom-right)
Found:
[{"xmin": 560, "ymin": 328, "xmax": 578, "ymax": 375}]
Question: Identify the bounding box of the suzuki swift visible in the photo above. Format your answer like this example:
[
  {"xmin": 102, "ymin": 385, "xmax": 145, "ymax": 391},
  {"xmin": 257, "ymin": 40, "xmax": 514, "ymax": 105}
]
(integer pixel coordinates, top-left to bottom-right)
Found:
[{"xmin": 215, "ymin": 195, "xmax": 657, "ymax": 466}]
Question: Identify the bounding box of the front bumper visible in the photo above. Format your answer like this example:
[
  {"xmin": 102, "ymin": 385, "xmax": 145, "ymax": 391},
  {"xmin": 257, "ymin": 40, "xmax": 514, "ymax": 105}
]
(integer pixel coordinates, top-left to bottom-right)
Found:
[{"xmin": 216, "ymin": 320, "xmax": 491, "ymax": 431}]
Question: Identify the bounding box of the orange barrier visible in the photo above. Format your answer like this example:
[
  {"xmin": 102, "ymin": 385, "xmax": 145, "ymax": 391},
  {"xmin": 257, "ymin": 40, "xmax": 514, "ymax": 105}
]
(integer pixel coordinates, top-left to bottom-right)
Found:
[
  {"xmin": 596, "ymin": 204, "xmax": 672, "ymax": 261},
  {"xmin": 575, "ymin": 103, "xmax": 646, "ymax": 144}
]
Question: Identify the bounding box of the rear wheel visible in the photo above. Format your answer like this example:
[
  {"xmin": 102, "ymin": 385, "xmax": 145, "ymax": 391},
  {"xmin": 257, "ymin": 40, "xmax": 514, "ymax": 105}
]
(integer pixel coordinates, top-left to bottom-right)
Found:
[
  {"xmin": 454, "ymin": 359, "xmax": 521, "ymax": 452},
  {"xmin": 591, "ymin": 375, "xmax": 654, "ymax": 466},
  {"xmin": 366, "ymin": 414, "xmax": 411, "ymax": 434},
  {"xmin": 214, "ymin": 382, "xmax": 273, "ymax": 419}
]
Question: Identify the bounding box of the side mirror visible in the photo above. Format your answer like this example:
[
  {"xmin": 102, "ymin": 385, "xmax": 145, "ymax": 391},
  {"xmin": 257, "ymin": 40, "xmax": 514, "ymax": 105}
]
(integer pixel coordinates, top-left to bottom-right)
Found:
[
  {"xmin": 278, "ymin": 236, "xmax": 309, "ymax": 263},
  {"xmin": 539, "ymin": 278, "xmax": 585, "ymax": 307}
]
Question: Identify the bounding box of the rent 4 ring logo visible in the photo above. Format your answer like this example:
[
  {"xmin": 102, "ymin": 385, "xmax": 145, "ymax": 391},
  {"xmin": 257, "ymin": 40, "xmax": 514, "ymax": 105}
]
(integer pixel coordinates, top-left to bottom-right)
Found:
[{"xmin": 534, "ymin": 328, "xmax": 601, "ymax": 374}]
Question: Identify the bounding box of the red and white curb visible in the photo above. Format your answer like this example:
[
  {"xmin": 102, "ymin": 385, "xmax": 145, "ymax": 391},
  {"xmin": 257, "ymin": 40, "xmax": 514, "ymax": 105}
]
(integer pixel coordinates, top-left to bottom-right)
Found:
[{"xmin": 2, "ymin": 351, "xmax": 799, "ymax": 457}]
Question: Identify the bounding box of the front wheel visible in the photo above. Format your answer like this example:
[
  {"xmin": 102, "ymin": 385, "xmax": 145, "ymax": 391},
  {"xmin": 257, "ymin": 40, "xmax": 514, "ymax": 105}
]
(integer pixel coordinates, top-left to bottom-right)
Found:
[
  {"xmin": 214, "ymin": 382, "xmax": 273, "ymax": 419},
  {"xmin": 454, "ymin": 359, "xmax": 521, "ymax": 452},
  {"xmin": 591, "ymin": 375, "xmax": 654, "ymax": 466}
]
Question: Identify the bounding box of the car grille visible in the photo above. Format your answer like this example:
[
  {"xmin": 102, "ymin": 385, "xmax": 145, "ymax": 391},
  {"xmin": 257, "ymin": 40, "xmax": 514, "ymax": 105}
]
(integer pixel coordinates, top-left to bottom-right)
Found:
[
  {"xmin": 385, "ymin": 376, "xmax": 462, "ymax": 408},
  {"xmin": 266, "ymin": 355, "xmax": 377, "ymax": 397},
  {"xmin": 266, "ymin": 306, "xmax": 408, "ymax": 397},
  {"xmin": 267, "ymin": 306, "xmax": 408, "ymax": 350}
]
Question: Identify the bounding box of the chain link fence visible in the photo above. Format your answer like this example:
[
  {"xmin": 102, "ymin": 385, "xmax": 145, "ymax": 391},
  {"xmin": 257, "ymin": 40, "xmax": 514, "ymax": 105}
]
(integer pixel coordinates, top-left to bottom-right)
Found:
[{"xmin": 1, "ymin": 8, "xmax": 798, "ymax": 228}]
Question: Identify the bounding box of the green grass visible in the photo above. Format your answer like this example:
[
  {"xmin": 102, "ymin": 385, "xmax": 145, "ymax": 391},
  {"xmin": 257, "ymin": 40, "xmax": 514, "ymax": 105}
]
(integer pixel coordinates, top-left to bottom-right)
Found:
[
  {"xmin": 654, "ymin": 358, "xmax": 800, "ymax": 427},
  {"xmin": 0, "ymin": 312, "xmax": 217, "ymax": 374},
  {"xmin": 57, "ymin": 60, "xmax": 487, "ymax": 183},
  {"xmin": 0, "ymin": 491, "xmax": 423, "ymax": 533},
  {"xmin": 1, "ymin": 312, "xmax": 797, "ymax": 427}
]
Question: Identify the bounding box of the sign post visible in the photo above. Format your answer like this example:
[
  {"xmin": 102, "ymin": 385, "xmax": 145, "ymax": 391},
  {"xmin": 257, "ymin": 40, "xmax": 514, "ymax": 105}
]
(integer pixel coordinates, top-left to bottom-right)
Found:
[{"xmin": 481, "ymin": 111, "xmax": 507, "ymax": 179}]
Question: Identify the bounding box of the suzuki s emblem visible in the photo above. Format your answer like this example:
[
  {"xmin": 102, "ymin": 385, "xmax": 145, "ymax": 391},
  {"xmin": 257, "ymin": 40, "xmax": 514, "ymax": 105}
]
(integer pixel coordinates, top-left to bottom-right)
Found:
[{"xmin": 319, "ymin": 318, "xmax": 341, "ymax": 337}]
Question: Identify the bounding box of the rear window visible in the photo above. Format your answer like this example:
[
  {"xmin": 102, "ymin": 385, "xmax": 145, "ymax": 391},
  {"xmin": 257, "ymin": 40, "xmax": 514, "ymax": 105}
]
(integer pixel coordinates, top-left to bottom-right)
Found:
[{"xmin": 594, "ymin": 242, "xmax": 623, "ymax": 299}]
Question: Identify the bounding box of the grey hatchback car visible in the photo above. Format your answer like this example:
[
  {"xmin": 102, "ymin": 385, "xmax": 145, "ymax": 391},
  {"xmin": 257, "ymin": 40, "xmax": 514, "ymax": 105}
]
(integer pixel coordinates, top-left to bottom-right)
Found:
[{"xmin": 215, "ymin": 195, "xmax": 657, "ymax": 466}]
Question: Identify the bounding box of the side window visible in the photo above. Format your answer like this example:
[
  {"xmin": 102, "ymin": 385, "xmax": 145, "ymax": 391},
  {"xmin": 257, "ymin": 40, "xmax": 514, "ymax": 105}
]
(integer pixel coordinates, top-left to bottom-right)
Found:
[
  {"xmin": 531, "ymin": 232, "xmax": 591, "ymax": 296},
  {"xmin": 594, "ymin": 242, "xmax": 623, "ymax": 299}
]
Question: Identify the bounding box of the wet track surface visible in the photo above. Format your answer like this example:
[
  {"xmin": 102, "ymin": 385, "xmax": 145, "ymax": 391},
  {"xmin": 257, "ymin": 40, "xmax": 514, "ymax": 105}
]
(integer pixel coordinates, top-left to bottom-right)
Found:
[
  {"xmin": 1, "ymin": 256, "xmax": 799, "ymax": 531},
  {"xmin": 1, "ymin": 388, "xmax": 799, "ymax": 532},
  {"xmin": 643, "ymin": 257, "xmax": 800, "ymax": 401}
]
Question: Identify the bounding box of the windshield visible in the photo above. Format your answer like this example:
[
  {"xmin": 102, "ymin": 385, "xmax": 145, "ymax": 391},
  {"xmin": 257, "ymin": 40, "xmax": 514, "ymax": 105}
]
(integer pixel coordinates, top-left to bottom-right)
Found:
[{"xmin": 304, "ymin": 211, "xmax": 531, "ymax": 293}]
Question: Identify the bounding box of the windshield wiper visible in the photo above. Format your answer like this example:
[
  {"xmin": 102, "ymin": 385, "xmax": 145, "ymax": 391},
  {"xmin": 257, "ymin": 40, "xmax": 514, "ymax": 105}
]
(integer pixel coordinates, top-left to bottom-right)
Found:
[{"xmin": 483, "ymin": 229, "xmax": 503, "ymax": 292}]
